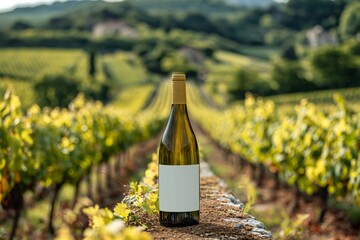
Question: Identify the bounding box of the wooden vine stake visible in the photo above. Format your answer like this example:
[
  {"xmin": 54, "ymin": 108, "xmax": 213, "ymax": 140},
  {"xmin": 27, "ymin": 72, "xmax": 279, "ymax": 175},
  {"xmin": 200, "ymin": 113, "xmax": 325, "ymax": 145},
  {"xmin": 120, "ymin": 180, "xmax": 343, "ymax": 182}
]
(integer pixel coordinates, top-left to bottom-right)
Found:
[
  {"xmin": 317, "ymin": 185, "xmax": 329, "ymax": 223},
  {"xmin": 72, "ymin": 177, "xmax": 82, "ymax": 209},
  {"xmin": 48, "ymin": 181, "xmax": 64, "ymax": 235},
  {"xmin": 3, "ymin": 184, "xmax": 24, "ymax": 240}
]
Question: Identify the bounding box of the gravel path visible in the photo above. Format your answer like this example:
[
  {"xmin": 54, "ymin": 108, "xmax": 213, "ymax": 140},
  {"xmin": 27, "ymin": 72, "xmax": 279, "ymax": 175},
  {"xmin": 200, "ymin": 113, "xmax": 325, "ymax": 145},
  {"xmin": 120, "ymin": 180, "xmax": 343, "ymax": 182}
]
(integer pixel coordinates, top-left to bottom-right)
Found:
[{"xmin": 146, "ymin": 161, "xmax": 272, "ymax": 240}]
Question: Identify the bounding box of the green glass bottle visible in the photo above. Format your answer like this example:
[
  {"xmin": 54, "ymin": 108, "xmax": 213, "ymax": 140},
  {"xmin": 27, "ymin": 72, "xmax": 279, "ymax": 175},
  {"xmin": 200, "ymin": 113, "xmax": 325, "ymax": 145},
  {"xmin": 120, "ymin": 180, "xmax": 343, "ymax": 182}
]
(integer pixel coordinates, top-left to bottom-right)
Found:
[{"xmin": 158, "ymin": 72, "xmax": 200, "ymax": 227}]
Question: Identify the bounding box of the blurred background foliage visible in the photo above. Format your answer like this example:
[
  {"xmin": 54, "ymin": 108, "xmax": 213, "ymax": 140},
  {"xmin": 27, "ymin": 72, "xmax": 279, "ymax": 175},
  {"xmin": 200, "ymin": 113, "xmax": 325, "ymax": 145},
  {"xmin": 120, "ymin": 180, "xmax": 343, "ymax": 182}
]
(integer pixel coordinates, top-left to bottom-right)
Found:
[{"xmin": 0, "ymin": 0, "xmax": 359, "ymax": 107}]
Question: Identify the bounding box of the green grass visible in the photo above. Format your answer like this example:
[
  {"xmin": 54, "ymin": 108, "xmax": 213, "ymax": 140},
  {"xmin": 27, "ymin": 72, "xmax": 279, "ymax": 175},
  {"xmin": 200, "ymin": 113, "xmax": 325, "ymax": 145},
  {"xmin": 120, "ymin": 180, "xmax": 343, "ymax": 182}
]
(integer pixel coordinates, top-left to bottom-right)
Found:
[
  {"xmin": 239, "ymin": 45, "xmax": 280, "ymax": 61},
  {"xmin": 102, "ymin": 51, "xmax": 147, "ymax": 87}
]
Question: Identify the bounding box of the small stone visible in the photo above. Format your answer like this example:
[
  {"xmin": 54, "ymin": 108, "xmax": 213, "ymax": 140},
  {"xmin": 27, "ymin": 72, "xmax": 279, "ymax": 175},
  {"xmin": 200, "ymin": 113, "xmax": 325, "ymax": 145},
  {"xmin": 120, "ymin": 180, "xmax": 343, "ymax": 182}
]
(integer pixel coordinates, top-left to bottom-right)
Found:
[
  {"xmin": 224, "ymin": 218, "xmax": 240, "ymax": 223},
  {"xmin": 227, "ymin": 209, "xmax": 238, "ymax": 215},
  {"xmin": 235, "ymin": 223, "xmax": 244, "ymax": 229},
  {"xmin": 226, "ymin": 194, "xmax": 243, "ymax": 205},
  {"xmin": 240, "ymin": 218, "xmax": 265, "ymax": 229},
  {"xmin": 222, "ymin": 202, "xmax": 244, "ymax": 210},
  {"xmin": 251, "ymin": 227, "xmax": 273, "ymax": 239},
  {"xmin": 251, "ymin": 227, "xmax": 270, "ymax": 234},
  {"xmin": 219, "ymin": 180, "xmax": 227, "ymax": 188},
  {"xmin": 219, "ymin": 194, "xmax": 245, "ymax": 210},
  {"xmin": 217, "ymin": 197, "xmax": 230, "ymax": 203}
]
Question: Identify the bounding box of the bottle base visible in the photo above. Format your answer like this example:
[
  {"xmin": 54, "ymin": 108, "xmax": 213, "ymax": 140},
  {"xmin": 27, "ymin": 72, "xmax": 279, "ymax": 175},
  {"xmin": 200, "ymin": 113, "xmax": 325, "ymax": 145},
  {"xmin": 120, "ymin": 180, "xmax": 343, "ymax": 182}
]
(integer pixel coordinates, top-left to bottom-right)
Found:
[{"xmin": 159, "ymin": 211, "xmax": 199, "ymax": 227}]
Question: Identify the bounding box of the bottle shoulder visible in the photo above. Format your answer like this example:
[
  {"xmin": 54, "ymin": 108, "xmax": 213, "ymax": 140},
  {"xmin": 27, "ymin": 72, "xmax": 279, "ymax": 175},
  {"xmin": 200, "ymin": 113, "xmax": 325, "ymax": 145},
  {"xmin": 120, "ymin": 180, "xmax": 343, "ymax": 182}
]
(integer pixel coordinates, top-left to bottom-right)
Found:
[{"xmin": 159, "ymin": 105, "xmax": 199, "ymax": 165}]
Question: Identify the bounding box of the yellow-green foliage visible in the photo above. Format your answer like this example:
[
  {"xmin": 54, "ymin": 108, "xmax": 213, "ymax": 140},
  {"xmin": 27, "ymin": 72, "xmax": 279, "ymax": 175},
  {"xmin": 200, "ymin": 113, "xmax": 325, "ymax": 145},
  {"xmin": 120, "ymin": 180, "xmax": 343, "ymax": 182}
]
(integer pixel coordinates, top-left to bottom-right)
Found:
[
  {"xmin": 113, "ymin": 154, "xmax": 159, "ymax": 224},
  {"xmin": 102, "ymin": 52, "xmax": 147, "ymax": 87},
  {"xmin": 277, "ymin": 212, "xmax": 309, "ymax": 240},
  {"xmin": 81, "ymin": 205, "xmax": 152, "ymax": 240},
  {"xmin": 187, "ymin": 83, "xmax": 360, "ymax": 205},
  {"xmin": 238, "ymin": 175, "xmax": 257, "ymax": 214},
  {"xmin": 0, "ymin": 78, "xmax": 35, "ymax": 108},
  {"xmin": 0, "ymin": 48, "xmax": 87, "ymax": 80},
  {"xmin": 78, "ymin": 154, "xmax": 160, "ymax": 239},
  {"xmin": 111, "ymin": 84, "xmax": 154, "ymax": 115},
  {"xmin": 0, "ymin": 89, "xmax": 163, "ymax": 202}
]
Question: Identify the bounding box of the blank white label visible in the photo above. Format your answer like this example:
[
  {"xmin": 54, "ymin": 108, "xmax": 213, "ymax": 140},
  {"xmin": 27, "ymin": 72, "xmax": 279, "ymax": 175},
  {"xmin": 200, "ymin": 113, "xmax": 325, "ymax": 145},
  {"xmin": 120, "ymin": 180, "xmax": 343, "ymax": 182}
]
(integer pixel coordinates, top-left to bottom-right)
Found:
[{"xmin": 159, "ymin": 164, "xmax": 200, "ymax": 212}]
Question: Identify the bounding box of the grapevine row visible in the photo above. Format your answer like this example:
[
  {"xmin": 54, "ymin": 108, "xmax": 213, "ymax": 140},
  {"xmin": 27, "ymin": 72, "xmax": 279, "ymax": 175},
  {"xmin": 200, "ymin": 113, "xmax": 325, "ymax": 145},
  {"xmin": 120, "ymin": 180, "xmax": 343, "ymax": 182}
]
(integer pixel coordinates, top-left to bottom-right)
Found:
[
  {"xmin": 0, "ymin": 48, "xmax": 87, "ymax": 80},
  {"xmin": 0, "ymin": 85, "xmax": 167, "ymax": 238},
  {"xmin": 265, "ymin": 87, "xmax": 360, "ymax": 106},
  {"xmin": 101, "ymin": 52, "xmax": 147, "ymax": 87},
  {"xmin": 111, "ymin": 84, "xmax": 155, "ymax": 114},
  {"xmin": 187, "ymin": 83, "xmax": 360, "ymax": 219},
  {"xmin": 54, "ymin": 81, "xmax": 171, "ymax": 240}
]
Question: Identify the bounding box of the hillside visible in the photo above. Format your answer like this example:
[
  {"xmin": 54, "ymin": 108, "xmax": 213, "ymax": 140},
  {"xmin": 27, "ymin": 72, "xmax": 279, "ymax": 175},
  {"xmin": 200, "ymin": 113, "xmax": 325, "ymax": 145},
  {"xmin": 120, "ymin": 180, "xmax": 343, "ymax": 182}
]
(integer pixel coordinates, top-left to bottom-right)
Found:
[
  {"xmin": 0, "ymin": 0, "xmax": 105, "ymax": 29},
  {"xmin": 225, "ymin": 0, "xmax": 275, "ymax": 7},
  {"xmin": 132, "ymin": 0, "xmax": 276, "ymax": 15},
  {"xmin": 0, "ymin": 0, "xmax": 278, "ymax": 29}
]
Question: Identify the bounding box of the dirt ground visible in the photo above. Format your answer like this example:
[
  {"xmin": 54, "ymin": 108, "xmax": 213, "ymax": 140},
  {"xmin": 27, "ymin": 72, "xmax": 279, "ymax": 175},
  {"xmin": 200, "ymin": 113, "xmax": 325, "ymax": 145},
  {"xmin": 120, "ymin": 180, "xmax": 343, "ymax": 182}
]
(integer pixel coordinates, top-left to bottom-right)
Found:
[{"xmin": 147, "ymin": 174, "xmax": 269, "ymax": 240}]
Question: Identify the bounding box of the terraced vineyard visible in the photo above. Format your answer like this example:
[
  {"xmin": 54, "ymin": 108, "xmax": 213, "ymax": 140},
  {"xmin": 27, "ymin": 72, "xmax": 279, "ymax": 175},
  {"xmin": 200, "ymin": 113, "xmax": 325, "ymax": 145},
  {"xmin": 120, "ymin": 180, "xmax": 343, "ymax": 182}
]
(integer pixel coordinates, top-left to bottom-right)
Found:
[
  {"xmin": 102, "ymin": 51, "xmax": 148, "ymax": 87},
  {"xmin": 0, "ymin": 48, "xmax": 87, "ymax": 80},
  {"xmin": 0, "ymin": 48, "xmax": 91, "ymax": 108},
  {"xmin": 111, "ymin": 84, "xmax": 155, "ymax": 114},
  {"xmin": 265, "ymin": 87, "xmax": 360, "ymax": 106}
]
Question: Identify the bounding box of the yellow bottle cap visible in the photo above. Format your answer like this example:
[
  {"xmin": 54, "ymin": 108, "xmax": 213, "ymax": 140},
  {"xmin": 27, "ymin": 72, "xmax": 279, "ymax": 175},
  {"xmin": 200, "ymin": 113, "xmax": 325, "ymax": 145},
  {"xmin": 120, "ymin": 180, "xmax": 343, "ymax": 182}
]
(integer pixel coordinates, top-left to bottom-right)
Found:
[
  {"xmin": 172, "ymin": 72, "xmax": 186, "ymax": 104},
  {"xmin": 172, "ymin": 72, "xmax": 186, "ymax": 81}
]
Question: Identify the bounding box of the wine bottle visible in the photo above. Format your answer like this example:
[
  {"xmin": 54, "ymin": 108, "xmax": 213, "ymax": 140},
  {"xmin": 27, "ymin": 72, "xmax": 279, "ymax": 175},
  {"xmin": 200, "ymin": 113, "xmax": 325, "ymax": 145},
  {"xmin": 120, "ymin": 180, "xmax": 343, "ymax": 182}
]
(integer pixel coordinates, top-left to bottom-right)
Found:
[{"xmin": 158, "ymin": 72, "xmax": 200, "ymax": 227}]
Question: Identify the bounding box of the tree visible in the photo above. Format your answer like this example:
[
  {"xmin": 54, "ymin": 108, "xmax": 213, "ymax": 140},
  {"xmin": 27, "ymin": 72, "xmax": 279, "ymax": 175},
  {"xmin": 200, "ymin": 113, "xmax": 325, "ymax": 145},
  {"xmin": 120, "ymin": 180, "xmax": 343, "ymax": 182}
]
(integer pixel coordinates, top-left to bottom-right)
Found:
[
  {"xmin": 310, "ymin": 46, "xmax": 360, "ymax": 88},
  {"xmin": 46, "ymin": 17, "xmax": 73, "ymax": 30},
  {"xmin": 343, "ymin": 39, "xmax": 360, "ymax": 56},
  {"xmin": 282, "ymin": 0, "xmax": 345, "ymax": 30},
  {"xmin": 11, "ymin": 21, "xmax": 32, "ymax": 30},
  {"xmin": 178, "ymin": 12, "xmax": 219, "ymax": 34},
  {"xmin": 89, "ymin": 50, "xmax": 96, "ymax": 77},
  {"xmin": 161, "ymin": 53, "xmax": 199, "ymax": 79},
  {"xmin": 228, "ymin": 68, "xmax": 272, "ymax": 99},
  {"xmin": 34, "ymin": 74, "xmax": 81, "ymax": 108},
  {"xmin": 271, "ymin": 59, "xmax": 313, "ymax": 93},
  {"xmin": 339, "ymin": 2, "xmax": 360, "ymax": 40},
  {"xmin": 259, "ymin": 14, "xmax": 275, "ymax": 29},
  {"xmin": 280, "ymin": 43, "xmax": 298, "ymax": 60}
]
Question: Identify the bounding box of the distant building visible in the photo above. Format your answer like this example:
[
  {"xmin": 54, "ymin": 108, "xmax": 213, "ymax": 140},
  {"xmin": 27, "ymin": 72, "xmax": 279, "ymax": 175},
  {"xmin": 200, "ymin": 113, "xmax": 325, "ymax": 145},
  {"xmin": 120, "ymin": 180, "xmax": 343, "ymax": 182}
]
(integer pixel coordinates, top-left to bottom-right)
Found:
[
  {"xmin": 93, "ymin": 21, "xmax": 137, "ymax": 38},
  {"xmin": 179, "ymin": 46, "xmax": 206, "ymax": 81},
  {"xmin": 179, "ymin": 46, "xmax": 204, "ymax": 65},
  {"xmin": 306, "ymin": 25, "xmax": 338, "ymax": 48}
]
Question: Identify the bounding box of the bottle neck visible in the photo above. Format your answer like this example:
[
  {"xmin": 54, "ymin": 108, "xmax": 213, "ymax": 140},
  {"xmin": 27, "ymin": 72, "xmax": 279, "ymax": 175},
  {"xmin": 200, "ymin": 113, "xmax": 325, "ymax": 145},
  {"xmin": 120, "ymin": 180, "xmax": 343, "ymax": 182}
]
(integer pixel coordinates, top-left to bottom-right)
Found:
[{"xmin": 172, "ymin": 80, "xmax": 186, "ymax": 105}]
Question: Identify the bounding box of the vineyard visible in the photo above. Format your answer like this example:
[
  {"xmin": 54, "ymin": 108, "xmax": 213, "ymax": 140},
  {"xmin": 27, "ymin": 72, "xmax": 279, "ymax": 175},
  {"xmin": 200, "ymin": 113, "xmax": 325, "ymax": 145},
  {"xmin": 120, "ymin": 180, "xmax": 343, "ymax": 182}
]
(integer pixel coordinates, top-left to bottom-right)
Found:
[
  {"xmin": 1, "ymin": 47, "xmax": 360, "ymax": 239},
  {"xmin": 0, "ymin": 48, "xmax": 88, "ymax": 80},
  {"xmin": 101, "ymin": 52, "xmax": 148, "ymax": 87},
  {"xmin": 265, "ymin": 87, "xmax": 360, "ymax": 107},
  {"xmin": 188, "ymin": 83, "xmax": 360, "ymax": 217}
]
